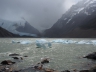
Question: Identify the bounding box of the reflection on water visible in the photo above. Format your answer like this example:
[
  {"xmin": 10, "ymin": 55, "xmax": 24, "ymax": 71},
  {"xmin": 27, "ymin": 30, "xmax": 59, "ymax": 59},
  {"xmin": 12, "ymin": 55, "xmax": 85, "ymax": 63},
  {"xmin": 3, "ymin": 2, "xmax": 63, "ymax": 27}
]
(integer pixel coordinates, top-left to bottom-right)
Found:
[{"xmin": 0, "ymin": 38, "xmax": 96, "ymax": 71}]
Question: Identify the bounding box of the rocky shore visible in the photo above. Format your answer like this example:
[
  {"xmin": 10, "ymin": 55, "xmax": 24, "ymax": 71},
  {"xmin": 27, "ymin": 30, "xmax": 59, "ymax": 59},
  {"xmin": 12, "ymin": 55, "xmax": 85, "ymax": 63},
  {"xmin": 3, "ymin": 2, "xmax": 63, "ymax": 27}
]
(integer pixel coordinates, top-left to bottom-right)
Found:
[{"xmin": 0, "ymin": 52, "xmax": 96, "ymax": 72}]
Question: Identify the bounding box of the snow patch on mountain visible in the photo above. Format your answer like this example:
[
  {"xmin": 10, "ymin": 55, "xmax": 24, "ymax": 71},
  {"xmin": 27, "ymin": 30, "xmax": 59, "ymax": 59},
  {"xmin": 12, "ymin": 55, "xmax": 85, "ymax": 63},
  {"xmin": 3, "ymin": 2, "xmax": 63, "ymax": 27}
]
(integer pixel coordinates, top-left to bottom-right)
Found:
[
  {"xmin": 84, "ymin": 0, "xmax": 90, "ymax": 4},
  {"xmin": 90, "ymin": 0, "xmax": 96, "ymax": 4},
  {"xmin": 84, "ymin": 11, "xmax": 91, "ymax": 15},
  {"xmin": 76, "ymin": 8, "xmax": 84, "ymax": 13},
  {"xmin": 66, "ymin": 13, "xmax": 76, "ymax": 24},
  {"xmin": 64, "ymin": 18, "xmax": 67, "ymax": 20},
  {"xmin": 0, "ymin": 19, "xmax": 37, "ymax": 37},
  {"xmin": 66, "ymin": 18, "xmax": 72, "ymax": 24}
]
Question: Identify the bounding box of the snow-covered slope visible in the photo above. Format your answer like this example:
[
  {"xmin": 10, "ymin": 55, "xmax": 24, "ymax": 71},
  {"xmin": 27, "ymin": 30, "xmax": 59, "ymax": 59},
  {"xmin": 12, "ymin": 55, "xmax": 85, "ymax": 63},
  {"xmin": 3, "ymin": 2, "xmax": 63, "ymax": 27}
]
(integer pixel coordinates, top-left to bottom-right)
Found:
[
  {"xmin": 0, "ymin": 19, "xmax": 39, "ymax": 37},
  {"xmin": 61, "ymin": 0, "xmax": 96, "ymax": 25},
  {"xmin": 44, "ymin": 0, "xmax": 96, "ymax": 37}
]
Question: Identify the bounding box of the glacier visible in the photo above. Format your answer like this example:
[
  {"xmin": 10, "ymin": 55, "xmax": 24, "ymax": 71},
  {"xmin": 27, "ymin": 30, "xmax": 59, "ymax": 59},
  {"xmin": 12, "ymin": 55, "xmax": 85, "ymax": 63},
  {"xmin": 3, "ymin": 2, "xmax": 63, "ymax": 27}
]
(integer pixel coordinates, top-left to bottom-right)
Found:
[{"xmin": 0, "ymin": 19, "xmax": 37, "ymax": 37}]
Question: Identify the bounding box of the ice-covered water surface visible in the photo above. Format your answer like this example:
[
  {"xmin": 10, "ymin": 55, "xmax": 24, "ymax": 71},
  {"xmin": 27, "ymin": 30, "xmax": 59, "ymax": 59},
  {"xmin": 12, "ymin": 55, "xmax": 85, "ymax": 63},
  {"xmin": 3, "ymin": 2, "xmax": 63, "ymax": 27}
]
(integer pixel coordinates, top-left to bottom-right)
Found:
[
  {"xmin": 11, "ymin": 39, "xmax": 96, "ymax": 45},
  {"xmin": 0, "ymin": 38, "xmax": 96, "ymax": 71}
]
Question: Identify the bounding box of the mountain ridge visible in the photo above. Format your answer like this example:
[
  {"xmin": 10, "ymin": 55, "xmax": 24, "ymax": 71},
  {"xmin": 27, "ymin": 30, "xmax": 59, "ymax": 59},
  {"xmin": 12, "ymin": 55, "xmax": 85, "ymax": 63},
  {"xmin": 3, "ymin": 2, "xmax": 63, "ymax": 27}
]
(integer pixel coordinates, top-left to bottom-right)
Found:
[
  {"xmin": 0, "ymin": 19, "xmax": 41, "ymax": 37},
  {"xmin": 44, "ymin": 0, "xmax": 96, "ymax": 38}
]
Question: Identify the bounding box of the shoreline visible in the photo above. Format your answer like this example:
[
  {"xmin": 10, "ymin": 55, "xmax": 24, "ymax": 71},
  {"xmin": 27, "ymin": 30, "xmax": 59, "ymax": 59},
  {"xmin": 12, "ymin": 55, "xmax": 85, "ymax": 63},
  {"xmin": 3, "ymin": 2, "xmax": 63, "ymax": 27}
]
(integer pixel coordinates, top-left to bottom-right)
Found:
[{"xmin": 0, "ymin": 53, "xmax": 96, "ymax": 72}]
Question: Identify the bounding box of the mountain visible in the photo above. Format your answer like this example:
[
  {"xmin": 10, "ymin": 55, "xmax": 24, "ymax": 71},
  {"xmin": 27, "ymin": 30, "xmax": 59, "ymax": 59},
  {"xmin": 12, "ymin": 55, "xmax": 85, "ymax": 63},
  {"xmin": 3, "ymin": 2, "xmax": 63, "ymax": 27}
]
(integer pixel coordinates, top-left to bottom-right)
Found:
[
  {"xmin": 0, "ymin": 26, "xmax": 38, "ymax": 37},
  {"xmin": 16, "ymin": 21, "xmax": 41, "ymax": 37},
  {"xmin": 0, "ymin": 26, "xmax": 19, "ymax": 37},
  {"xmin": 0, "ymin": 19, "xmax": 41, "ymax": 37},
  {"xmin": 44, "ymin": 0, "xmax": 96, "ymax": 38}
]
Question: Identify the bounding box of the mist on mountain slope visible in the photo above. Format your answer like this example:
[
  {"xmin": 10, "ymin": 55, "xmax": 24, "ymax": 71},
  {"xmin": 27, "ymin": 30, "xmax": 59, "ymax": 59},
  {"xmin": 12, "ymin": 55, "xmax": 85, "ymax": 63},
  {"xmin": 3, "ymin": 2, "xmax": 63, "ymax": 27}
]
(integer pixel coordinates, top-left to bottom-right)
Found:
[{"xmin": 0, "ymin": 0, "xmax": 81, "ymax": 31}]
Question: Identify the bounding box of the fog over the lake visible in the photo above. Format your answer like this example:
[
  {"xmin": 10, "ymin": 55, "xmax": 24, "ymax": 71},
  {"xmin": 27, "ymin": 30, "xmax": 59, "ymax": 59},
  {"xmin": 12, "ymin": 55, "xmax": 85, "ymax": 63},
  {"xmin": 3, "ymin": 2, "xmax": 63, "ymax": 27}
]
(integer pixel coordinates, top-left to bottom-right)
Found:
[{"xmin": 0, "ymin": 0, "xmax": 81, "ymax": 31}]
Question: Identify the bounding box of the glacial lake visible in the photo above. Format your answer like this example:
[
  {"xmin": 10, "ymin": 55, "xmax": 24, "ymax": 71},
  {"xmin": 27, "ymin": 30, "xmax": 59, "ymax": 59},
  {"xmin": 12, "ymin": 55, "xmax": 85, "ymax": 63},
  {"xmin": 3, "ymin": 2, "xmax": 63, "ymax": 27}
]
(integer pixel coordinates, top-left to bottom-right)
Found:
[{"xmin": 0, "ymin": 38, "xmax": 96, "ymax": 71}]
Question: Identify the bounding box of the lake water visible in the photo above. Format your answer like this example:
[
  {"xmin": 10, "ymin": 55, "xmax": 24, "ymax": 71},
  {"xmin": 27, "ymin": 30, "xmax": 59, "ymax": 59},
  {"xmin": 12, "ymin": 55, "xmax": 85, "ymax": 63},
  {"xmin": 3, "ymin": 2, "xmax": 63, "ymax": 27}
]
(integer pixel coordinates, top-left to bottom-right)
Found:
[{"xmin": 0, "ymin": 38, "xmax": 96, "ymax": 71}]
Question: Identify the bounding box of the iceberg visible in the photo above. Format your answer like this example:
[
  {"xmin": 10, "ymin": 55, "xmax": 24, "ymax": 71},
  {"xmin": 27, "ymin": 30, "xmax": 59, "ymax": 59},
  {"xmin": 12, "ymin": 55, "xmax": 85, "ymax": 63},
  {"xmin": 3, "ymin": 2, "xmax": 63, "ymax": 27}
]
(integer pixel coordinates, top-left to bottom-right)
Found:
[
  {"xmin": 76, "ymin": 40, "xmax": 86, "ymax": 44},
  {"xmin": 36, "ymin": 39, "xmax": 52, "ymax": 48},
  {"xmin": 52, "ymin": 39, "xmax": 77, "ymax": 44},
  {"xmin": 20, "ymin": 41, "xmax": 32, "ymax": 44},
  {"xmin": 52, "ymin": 39, "xmax": 64, "ymax": 43},
  {"xmin": 12, "ymin": 40, "xmax": 20, "ymax": 43},
  {"xmin": 76, "ymin": 40, "xmax": 92, "ymax": 45},
  {"xmin": 12, "ymin": 40, "xmax": 32, "ymax": 44},
  {"xmin": 48, "ymin": 42, "xmax": 52, "ymax": 48},
  {"xmin": 91, "ymin": 40, "xmax": 96, "ymax": 45}
]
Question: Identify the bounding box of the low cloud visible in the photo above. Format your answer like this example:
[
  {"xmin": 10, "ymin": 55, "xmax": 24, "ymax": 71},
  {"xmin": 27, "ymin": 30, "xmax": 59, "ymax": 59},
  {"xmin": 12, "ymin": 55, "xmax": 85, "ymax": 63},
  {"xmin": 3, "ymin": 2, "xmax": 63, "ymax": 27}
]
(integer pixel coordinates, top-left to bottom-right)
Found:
[{"xmin": 0, "ymin": 0, "xmax": 81, "ymax": 31}]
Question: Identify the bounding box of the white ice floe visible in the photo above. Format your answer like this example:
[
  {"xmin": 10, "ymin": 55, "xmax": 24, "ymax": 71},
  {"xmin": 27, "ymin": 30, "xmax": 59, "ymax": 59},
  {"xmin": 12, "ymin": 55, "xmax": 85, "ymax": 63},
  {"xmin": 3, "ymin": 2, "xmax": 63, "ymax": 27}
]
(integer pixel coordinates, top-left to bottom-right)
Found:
[
  {"xmin": 76, "ymin": 40, "xmax": 86, "ymax": 44},
  {"xmin": 12, "ymin": 39, "xmax": 96, "ymax": 46},
  {"xmin": 36, "ymin": 39, "xmax": 52, "ymax": 48},
  {"xmin": 12, "ymin": 40, "xmax": 32, "ymax": 44},
  {"xmin": 52, "ymin": 39, "xmax": 76, "ymax": 44},
  {"xmin": 91, "ymin": 40, "xmax": 96, "ymax": 45},
  {"xmin": 20, "ymin": 41, "xmax": 32, "ymax": 44},
  {"xmin": 12, "ymin": 40, "xmax": 20, "ymax": 43},
  {"xmin": 52, "ymin": 39, "xmax": 65, "ymax": 43}
]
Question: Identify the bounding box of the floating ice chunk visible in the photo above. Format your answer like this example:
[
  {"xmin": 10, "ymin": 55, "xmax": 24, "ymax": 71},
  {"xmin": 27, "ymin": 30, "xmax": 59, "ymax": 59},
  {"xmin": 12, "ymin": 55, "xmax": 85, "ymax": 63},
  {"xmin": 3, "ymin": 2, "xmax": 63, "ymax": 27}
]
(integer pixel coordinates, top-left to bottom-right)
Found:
[
  {"xmin": 91, "ymin": 40, "xmax": 96, "ymax": 43},
  {"xmin": 48, "ymin": 42, "xmax": 52, "ymax": 48},
  {"xmin": 36, "ymin": 42, "xmax": 42, "ymax": 48},
  {"xmin": 76, "ymin": 40, "xmax": 86, "ymax": 44},
  {"xmin": 36, "ymin": 39, "xmax": 51, "ymax": 48},
  {"xmin": 52, "ymin": 39, "xmax": 64, "ymax": 43},
  {"xmin": 67, "ymin": 40, "xmax": 77, "ymax": 44},
  {"xmin": 52, "ymin": 39, "xmax": 77, "ymax": 44},
  {"xmin": 12, "ymin": 40, "xmax": 32, "ymax": 44},
  {"xmin": 91, "ymin": 40, "xmax": 96, "ymax": 45},
  {"xmin": 36, "ymin": 39, "xmax": 47, "ymax": 48},
  {"xmin": 20, "ymin": 41, "xmax": 32, "ymax": 44},
  {"xmin": 12, "ymin": 40, "xmax": 20, "ymax": 43},
  {"xmin": 75, "ymin": 40, "xmax": 95, "ymax": 45}
]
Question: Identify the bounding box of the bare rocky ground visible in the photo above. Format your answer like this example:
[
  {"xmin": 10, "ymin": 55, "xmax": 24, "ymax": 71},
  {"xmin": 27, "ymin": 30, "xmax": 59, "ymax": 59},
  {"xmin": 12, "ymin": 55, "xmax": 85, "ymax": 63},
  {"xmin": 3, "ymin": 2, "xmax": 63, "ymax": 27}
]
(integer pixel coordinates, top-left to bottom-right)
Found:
[{"xmin": 0, "ymin": 53, "xmax": 96, "ymax": 72}]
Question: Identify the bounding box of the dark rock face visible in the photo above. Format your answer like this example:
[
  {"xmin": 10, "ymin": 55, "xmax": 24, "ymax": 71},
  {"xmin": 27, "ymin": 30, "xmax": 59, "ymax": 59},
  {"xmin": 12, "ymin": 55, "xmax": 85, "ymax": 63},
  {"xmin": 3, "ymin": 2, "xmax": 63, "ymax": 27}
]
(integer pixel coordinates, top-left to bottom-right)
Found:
[
  {"xmin": 1, "ymin": 60, "xmax": 15, "ymax": 65},
  {"xmin": 16, "ymin": 21, "xmax": 41, "ymax": 37},
  {"xmin": 9, "ymin": 53, "xmax": 20, "ymax": 56},
  {"xmin": 83, "ymin": 52, "xmax": 96, "ymax": 60},
  {"xmin": 61, "ymin": 70, "xmax": 70, "ymax": 72},
  {"xmin": 0, "ymin": 26, "xmax": 37, "ymax": 37},
  {"xmin": 79, "ymin": 70, "xmax": 90, "ymax": 72},
  {"xmin": 12, "ymin": 57, "xmax": 19, "ymax": 60},
  {"xmin": 44, "ymin": 0, "xmax": 96, "ymax": 38},
  {"xmin": 0, "ymin": 27, "xmax": 20, "ymax": 37},
  {"xmin": 23, "ymin": 56, "xmax": 28, "ymax": 57},
  {"xmin": 41, "ymin": 58, "xmax": 49, "ymax": 64}
]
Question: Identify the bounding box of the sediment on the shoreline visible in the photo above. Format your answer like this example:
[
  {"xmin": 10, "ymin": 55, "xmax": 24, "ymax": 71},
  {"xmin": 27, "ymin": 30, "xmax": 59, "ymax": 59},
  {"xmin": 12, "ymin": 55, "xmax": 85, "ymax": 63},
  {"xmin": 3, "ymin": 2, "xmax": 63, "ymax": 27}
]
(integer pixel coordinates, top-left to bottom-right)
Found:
[{"xmin": 0, "ymin": 52, "xmax": 96, "ymax": 72}]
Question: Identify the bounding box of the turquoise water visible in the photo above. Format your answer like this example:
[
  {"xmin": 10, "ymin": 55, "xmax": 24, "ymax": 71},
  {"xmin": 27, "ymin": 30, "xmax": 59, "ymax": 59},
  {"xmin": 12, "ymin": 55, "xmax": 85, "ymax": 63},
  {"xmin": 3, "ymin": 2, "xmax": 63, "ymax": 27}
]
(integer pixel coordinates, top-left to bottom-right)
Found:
[{"xmin": 0, "ymin": 38, "xmax": 96, "ymax": 71}]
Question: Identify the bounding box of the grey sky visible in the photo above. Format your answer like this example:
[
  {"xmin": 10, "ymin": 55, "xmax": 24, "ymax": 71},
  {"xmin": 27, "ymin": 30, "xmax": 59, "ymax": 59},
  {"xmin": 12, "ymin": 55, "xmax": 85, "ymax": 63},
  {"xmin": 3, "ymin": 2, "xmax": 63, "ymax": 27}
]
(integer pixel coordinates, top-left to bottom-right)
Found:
[{"xmin": 0, "ymin": 0, "xmax": 81, "ymax": 31}]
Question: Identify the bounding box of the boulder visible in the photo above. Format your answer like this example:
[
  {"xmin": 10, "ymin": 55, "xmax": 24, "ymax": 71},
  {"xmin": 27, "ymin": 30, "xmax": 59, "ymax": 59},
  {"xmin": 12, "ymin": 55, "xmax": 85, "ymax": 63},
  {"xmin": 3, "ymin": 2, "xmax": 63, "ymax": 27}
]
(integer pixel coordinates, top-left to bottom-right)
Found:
[
  {"xmin": 79, "ymin": 70, "xmax": 90, "ymax": 72},
  {"xmin": 9, "ymin": 53, "xmax": 20, "ymax": 56},
  {"xmin": 23, "ymin": 55, "xmax": 28, "ymax": 57},
  {"xmin": 41, "ymin": 58, "xmax": 49, "ymax": 64},
  {"xmin": 1, "ymin": 60, "xmax": 15, "ymax": 65},
  {"xmin": 12, "ymin": 57, "xmax": 19, "ymax": 59},
  {"xmin": 83, "ymin": 52, "xmax": 96, "ymax": 60},
  {"xmin": 61, "ymin": 70, "xmax": 70, "ymax": 72}
]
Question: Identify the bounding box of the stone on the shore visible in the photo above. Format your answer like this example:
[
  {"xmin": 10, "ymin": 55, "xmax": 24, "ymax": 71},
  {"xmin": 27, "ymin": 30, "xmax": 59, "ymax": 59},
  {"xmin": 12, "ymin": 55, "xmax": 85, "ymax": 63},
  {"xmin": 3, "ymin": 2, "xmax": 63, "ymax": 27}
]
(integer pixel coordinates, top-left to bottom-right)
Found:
[
  {"xmin": 61, "ymin": 70, "xmax": 70, "ymax": 72},
  {"xmin": 1, "ymin": 60, "xmax": 15, "ymax": 65},
  {"xmin": 79, "ymin": 70, "xmax": 90, "ymax": 72},
  {"xmin": 83, "ymin": 52, "xmax": 96, "ymax": 60},
  {"xmin": 41, "ymin": 58, "xmax": 49, "ymax": 64},
  {"xmin": 23, "ymin": 55, "xmax": 28, "ymax": 57},
  {"xmin": 12, "ymin": 57, "xmax": 19, "ymax": 59},
  {"xmin": 12, "ymin": 56, "xmax": 23, "ymax": 60},
  {"xmin": 9, "ymin": 53, "xmax": 20, "ymax": 56},
  {"xmin": 44, "ymin": 68, "xmax": 55, "ymax": 72}
]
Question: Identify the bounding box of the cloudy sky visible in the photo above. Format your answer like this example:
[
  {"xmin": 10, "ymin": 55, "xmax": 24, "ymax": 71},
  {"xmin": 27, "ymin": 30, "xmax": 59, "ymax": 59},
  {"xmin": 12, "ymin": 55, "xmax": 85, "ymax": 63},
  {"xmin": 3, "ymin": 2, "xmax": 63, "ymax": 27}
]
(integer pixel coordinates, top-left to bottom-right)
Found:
[{"xmin": 0, "ymin": 0, "xmax": 81, "ymax": 31}]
